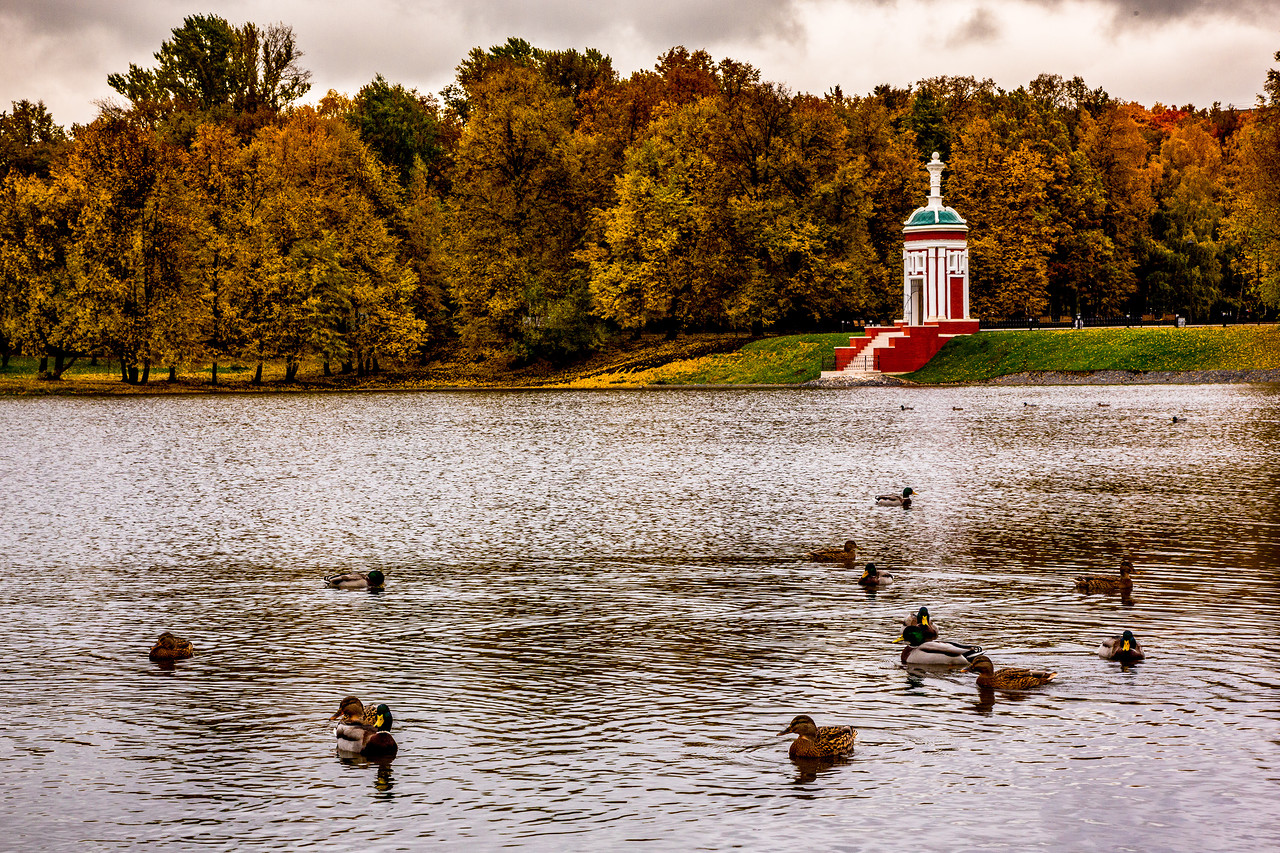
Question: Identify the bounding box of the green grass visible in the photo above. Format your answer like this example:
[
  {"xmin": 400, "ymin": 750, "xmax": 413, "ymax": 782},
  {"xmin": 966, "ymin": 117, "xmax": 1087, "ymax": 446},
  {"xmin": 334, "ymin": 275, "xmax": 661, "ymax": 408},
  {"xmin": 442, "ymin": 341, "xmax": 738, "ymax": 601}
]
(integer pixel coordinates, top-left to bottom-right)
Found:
[
  {"xmin": 907, "ymin": 326, "xmax": 1280, "ymax": 384},
  {"xmin": 563, "ymin": 332, "xmax": 855, "ymax": 387}
]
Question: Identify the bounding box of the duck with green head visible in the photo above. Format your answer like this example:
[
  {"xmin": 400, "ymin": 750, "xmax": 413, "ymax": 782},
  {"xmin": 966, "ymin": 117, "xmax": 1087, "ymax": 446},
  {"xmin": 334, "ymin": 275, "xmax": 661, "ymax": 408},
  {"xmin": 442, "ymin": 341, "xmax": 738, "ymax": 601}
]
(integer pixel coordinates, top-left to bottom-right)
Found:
[
  {"xmin": 1097, "ymin": 630, "xmax": 1145, "ymax": 663},
  {"xmin": 859, "ymin": 563, "xmax": 893, "ymax": 586},
  {"xmin": 325, "ymin": 570, "xmax": 386, "ymax": 590},
  {"xmin": 903, "ymin": 606, "xmax": 938, "ymax": 641},
  {"xmin": 895, "ymin": 623, "xmax": 983, "ymax": 666},
  {"xmin": 875, "ymin": 487, "xmax": 915, "ymax": 508},
  {"xmin": 778, "ymin": 714, "xmax": 856, "ymax": 759},
  {"xmin": 331, "ymin": 697, "xmax": 397, "ymax": 757},
  {"xmin": 963, "ymin": 655, "xmax": 1056, "ymax": 690}
]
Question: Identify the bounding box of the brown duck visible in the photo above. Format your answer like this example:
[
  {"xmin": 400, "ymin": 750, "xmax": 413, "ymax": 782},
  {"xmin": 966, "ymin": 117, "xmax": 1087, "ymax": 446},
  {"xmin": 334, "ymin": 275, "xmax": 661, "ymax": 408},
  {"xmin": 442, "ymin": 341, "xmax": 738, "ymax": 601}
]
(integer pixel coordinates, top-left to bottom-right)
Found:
[
  {"xmin": 1074, "ymin": 558, "xmax": 1135, "ymax": 593},
  {"xmin": 778, "ymin": 714, "xmax": 857, "ymax": 759},
  {"xmin": 149, "ymin": 632, "xmax": 194, "ymax": 661},
  {"xmin": 963, "ymin": 655, "xmax": 1056, "ymax": 690},
  {"xmin": 808, "ymin": 540, "xmax": 857, "ymax": 563}
]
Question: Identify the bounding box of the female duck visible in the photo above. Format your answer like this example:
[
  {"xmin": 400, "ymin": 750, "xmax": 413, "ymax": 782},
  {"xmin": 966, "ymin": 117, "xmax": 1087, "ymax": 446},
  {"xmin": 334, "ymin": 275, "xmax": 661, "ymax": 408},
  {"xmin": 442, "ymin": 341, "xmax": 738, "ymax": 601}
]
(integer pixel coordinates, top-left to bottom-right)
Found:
[
  {"xmin": 896, "ymin": 624, "xmax": 983, "ymax": 666},
  {"xmin": 1074, "ymin": 558, "xmax": 1134, "ymax": 593},
  {"xmin": 332, "ymin": 697, "xmax": 397, "ymax": 758},
  {"xmin": 876, "ymin": 487, "xmax": 915, "ymax": 508},
  {"xmin": 859, "ymin": 563, "xmax": 893, "ymax": 586},
  {"xmin": 808, "ymin": 539, "xmax": 857, "ymax": 563},
  {"xmin": 325, "ymin": 569, "xmax": 386, "ymax": 590},
  {"xmin": 1097, "ymin": 630, "xmax": 1145, "ymax": 663},
  {"xmin": 778, "ymin": 714, "xmax": 856, "ymax": 759},
  {"xmin": 963, "ymin": 655, "xmax": 1056, "ymax": 690},
  {"xmin": 330, "ymin": 696, "xmax": 394, "ymax": 731},
  {"xmin": 149, "ymin": 632, "xmax": 194, "ymax": 661}
]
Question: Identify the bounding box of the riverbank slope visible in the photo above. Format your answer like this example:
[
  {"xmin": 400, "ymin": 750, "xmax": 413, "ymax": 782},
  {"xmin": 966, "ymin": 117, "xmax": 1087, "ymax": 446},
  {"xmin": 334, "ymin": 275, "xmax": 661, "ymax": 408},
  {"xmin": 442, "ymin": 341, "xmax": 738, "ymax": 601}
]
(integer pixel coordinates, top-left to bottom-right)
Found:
[{"xmin": 3, "ymin": 326, "xmax": 1278, "ymax": 395}]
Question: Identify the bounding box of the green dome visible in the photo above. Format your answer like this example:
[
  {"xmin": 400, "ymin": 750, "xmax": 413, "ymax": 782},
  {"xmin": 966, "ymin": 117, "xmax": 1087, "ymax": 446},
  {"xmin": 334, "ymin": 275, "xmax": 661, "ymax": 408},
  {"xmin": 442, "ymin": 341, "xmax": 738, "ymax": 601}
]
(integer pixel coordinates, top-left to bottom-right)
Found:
[
  {"xmin": 905, "ymin": 207, "xmax": 966, "ymax": 227},
  {"xmin": 906, "ymin": 207, "xmax": 962, "ymax": 227}
]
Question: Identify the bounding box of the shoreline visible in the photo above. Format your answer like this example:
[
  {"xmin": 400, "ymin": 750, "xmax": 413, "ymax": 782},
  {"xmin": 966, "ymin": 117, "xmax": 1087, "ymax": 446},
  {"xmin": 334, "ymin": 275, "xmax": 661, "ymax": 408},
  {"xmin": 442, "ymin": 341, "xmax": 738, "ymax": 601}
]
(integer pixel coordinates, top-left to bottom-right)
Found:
[
  {"xmin": 807, "ymin": 368, "xmax": 1280, "ymax": 388},
  {"xmin": 5, "ymin": 367, "xmax": 1280, "ymax": 397}
]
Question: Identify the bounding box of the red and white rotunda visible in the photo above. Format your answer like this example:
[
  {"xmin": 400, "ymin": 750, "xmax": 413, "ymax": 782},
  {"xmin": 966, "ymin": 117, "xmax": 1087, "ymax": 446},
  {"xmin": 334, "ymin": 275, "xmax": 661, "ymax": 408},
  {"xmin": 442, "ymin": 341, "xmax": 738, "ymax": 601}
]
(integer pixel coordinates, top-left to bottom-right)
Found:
[{"xmin": 826, "ymin": 152, "xmax": 979, "ymax": 376}]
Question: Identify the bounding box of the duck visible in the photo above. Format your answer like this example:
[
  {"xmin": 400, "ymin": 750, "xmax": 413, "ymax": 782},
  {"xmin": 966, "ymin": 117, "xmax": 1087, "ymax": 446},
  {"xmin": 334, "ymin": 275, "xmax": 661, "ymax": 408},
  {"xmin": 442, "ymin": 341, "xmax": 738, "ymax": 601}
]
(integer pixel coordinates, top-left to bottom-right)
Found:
[
  {"xmin": 808, "ymin": 539, "xmax": 857, "ymax": 563},
  {"xmin": 1073, "ymin": 558, "xmax": 1134, "ymax": 593},
  {"xmin": 332, "ymin": 698, "xmax": 397, "ymax": 758},
  {"xmin": 896, "ymin": 627, "xmax": 983, "ymax": 666},
  {"xmin": 325, "ymin": 569, "xmax": 386, "ymax": 590},
  {"xmin": 900, "ymin": 404, "xmax": 914, "ymax": 411},
  {"xmin": 963, "ymin": 655, "xmax": 1056, "ymax": 690},
  {"xmin": 875, "ymin": 487, "xmax": 915, "ymax": 508},
  {"xmin": 1097, "ymin": 630, "xmax": 1146, "ymax": 663},
  {"xmin": 859, "ymin": 562, "xmax": 893, "ymax": 586},
  {"xmin": 902, "ymin": 606, "xmax": 938, "ymax": 641},
  {"xmin": 149, "ymin": 632, "xmax": 194, "ymax": 661},
  {"xmin": 330, "ymin": 696, "xmax": 394, "ymax": 731},
  {"xmin": 778, "ymin": 714, "xmax": 856, "ymax": 759}
]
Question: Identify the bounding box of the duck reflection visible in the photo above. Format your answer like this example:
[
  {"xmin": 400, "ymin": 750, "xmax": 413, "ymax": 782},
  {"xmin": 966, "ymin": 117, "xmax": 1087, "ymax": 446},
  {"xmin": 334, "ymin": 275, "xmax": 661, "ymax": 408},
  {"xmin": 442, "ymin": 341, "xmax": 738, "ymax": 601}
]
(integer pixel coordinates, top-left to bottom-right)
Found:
[
  {"xmin": 337, "ymin": 753, "xmax": 397, "ymax": 795},
  {"xmin": 789, "ymin": 755, "xmax": 851, "ymax": 785}
]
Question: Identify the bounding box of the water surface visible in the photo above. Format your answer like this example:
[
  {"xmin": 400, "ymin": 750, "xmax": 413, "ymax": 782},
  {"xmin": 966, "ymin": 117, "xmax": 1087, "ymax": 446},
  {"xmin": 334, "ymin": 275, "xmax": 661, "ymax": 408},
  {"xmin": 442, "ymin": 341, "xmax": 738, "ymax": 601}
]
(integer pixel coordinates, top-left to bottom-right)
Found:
[{"xmin": 1, "ymin": 385, "xmax": 1277, "ymax": 850}]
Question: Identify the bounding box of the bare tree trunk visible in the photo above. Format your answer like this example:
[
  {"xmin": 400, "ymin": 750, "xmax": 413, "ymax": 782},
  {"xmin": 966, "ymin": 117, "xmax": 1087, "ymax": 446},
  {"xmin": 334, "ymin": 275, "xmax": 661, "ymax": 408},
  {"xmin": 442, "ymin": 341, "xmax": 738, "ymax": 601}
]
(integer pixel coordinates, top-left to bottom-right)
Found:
[
  {"xmin": 252, "ymin": 361, "xmax": 263, "ymax": 385},
  {"xmin": 211, "ymin": 361, "xmax": 218, "ymax": 386}
]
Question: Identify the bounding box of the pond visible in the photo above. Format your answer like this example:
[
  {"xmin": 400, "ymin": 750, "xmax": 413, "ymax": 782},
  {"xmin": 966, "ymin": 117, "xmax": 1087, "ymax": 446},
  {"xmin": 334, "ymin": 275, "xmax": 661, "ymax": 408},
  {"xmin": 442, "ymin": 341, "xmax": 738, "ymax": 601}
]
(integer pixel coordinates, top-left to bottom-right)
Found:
[{"xmin": 1, "ymin": 385, "xmax": 1277, "ymax": 850}]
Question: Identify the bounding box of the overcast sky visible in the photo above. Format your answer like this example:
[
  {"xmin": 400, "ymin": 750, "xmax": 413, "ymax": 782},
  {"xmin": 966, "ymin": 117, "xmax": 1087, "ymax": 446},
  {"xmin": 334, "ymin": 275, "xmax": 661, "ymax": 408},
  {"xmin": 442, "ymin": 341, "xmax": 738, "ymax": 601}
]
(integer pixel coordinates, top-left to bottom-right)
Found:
[{"xmin": 1, "ymin": 0, "xmax": 1276, "ymax": 127}]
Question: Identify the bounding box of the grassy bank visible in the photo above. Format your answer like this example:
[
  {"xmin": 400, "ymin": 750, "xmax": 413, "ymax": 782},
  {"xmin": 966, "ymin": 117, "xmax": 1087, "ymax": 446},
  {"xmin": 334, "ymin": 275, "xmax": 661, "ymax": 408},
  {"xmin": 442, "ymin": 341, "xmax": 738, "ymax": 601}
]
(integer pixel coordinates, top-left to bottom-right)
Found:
[
  {"xmin": 907, "ymin": 325, "xmax": 1280, "ymax": 384},
  {"xmin": 0, "ymin": 333, "xmax": 759, "ymax": 395},
  {"xmin": 5, "ymin": 325, "xmax": 1278, "ymax": 394},
  {"xmin": 556, "ymin": 333, "xmax": 850, "ymax": 387}
]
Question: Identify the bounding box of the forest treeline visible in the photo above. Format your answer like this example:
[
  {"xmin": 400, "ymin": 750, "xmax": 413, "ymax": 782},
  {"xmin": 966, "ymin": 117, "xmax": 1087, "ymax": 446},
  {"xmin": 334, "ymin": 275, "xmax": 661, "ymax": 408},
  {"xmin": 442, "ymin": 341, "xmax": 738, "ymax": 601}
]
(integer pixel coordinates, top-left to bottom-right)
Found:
[{"xmin": 3, "ymin": 14, "xmax": 1280, "ymax": 382}]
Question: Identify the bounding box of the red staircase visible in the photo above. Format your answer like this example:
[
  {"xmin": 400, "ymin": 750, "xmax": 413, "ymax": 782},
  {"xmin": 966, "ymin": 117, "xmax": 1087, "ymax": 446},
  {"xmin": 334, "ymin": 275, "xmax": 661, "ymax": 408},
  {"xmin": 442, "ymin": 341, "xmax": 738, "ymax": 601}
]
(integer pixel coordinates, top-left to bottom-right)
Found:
[{"xmin": 833, "ymin": 319, "xmax": 979, "ymax": 374}]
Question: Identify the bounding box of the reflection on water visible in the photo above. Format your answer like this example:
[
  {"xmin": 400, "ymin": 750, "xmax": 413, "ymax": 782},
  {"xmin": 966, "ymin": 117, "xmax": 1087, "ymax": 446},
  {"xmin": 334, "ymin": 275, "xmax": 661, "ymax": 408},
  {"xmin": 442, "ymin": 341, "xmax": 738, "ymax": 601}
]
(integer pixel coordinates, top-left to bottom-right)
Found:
[{"xmin": 1, "ymin": 385, "xmax": 1279, "ymax": 850}]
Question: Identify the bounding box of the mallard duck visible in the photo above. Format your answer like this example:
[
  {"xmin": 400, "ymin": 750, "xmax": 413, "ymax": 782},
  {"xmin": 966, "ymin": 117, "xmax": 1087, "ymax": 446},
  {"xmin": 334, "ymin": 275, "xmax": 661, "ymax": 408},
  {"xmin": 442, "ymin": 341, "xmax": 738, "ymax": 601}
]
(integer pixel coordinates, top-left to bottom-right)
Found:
[
  {"xmin": 896, "ymin": 627, "xmax": 983, "ymax": 666},
  {"xmin": 1097, "ymin": 630, "xmax": 1146, "ymax": 663},
  {"xmin": 1074, "ymin": 558, "xmax": 1134, "ymax": 593},
  {"xmin": 149, "ymin": 632, "xmax": 194, "ymax": 660},
  {"xmin": 808, "ymin": 539, "xmax": 857, "ymax": 563},
  {"xmin": 902, "ymin": 606, "xmax": 938, "ymax": 641},
  {"xmin": 875, "ymin": 487, "xmax": 915, "ymax": 508},
  {"xmin": 325, "ymin": 569, "xmax": 385, "ymax": 590},
  {"xmin": 332, "ymin": 698, "xmax": 397, "ymax": 757},
  {"xmin": 330, "ymin": 697, "xmax": 394, "ymax": 731},
  {"xmin": 778, "ymin": 714, "xmax": 856, "ymax": 759},
  {"xmin": 963, "ymin": 655, "xmax": 1056, "ymax": 690},
  {"xmin": 859, "ymin": 562, "xmax": 893, "ymax": 586}
]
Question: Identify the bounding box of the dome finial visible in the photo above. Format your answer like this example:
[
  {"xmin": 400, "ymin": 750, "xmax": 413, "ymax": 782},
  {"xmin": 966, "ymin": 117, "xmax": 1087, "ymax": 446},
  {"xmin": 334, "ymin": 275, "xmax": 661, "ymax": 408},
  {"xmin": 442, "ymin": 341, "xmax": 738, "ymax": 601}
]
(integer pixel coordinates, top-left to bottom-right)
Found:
[{"xmin": 926, "ymin": 152, "xmax": 946, "ymax": 209}]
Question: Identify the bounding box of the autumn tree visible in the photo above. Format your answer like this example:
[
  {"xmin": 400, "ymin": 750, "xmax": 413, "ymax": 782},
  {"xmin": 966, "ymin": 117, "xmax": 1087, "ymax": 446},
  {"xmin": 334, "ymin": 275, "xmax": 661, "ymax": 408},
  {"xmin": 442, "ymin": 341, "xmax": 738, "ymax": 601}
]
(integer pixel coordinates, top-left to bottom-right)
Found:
[
  {"xmin": 444, "ymin": 59, "xmax": 593, "ymax": 358},
  {"xmin": 1142, "ymin": 120, "xmax": 1228, "ymax": 319},
  {"xmin": 348, "ymin": 75, "xmax": 446, "ymax": 188},
  {"xmin": 0, "ymin": 100, "xmax": 69, "ymax": 180},
  {"xmin": 0, "ymin": 171, "xmax": 82, "ymax": 373},
  {"xmin": 108, "ymin": 14, "xmax": 310, "ymax": 123},
  {"xmin": 948, "ymin": 115, "xmax": 1056, "ymax": 319},
  {"xmin": 1225, "ymin": 50, "xmax": 1280, "ymax": 309},
  {"xmin": 1074, "ymin": 103, "xmax": 1156, "ymax": 313},
  {"xmin": 235, "ymin": 109, "xmax": 424, "ymax": 380}
]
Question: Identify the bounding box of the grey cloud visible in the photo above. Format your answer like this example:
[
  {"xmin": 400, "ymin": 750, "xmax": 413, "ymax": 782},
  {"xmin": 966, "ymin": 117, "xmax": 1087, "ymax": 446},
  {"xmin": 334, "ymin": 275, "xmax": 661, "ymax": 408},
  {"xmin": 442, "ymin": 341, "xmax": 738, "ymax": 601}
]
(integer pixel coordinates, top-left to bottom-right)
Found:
[{"xmin": 947, "ymin": 7, "xmax": 1002, "ymax": 47}]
